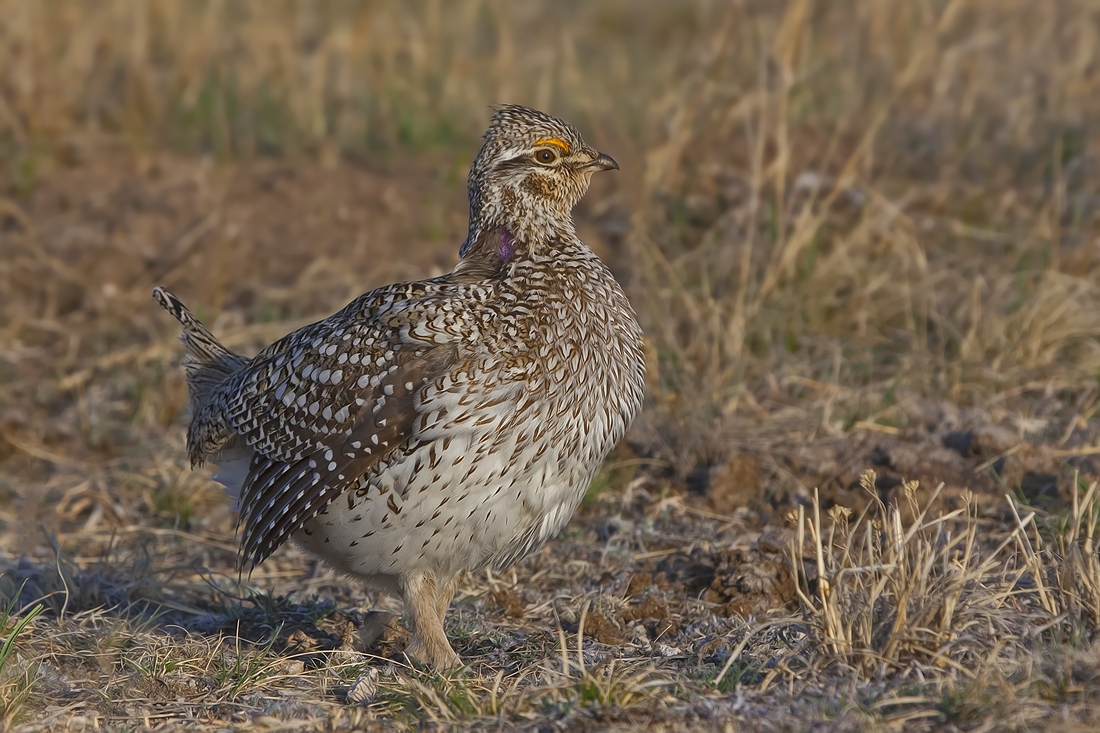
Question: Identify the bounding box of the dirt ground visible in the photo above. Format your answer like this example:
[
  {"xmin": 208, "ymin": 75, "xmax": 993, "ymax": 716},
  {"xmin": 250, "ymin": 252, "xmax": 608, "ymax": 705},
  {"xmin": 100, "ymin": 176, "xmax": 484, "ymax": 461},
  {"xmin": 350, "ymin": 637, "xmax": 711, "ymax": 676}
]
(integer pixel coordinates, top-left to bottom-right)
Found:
[{"xmin": 2, "ymin": 148, "xmax": 1100, "ymax": 732}]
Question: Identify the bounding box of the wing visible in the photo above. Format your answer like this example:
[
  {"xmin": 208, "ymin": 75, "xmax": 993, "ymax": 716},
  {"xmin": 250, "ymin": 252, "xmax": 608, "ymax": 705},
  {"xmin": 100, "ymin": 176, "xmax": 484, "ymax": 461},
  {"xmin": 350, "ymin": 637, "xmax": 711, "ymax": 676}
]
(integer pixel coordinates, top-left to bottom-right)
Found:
[{"xmin": 209, "ymin": 288, "xmax": 466, "ymax": 570}]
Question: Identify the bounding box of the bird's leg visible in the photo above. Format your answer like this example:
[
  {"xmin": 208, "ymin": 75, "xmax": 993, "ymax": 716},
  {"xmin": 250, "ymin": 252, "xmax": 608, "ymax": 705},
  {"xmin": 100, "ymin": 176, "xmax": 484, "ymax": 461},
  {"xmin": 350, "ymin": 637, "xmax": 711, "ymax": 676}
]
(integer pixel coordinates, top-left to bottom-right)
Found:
[
  {"xmin": 399, "ymin": 571, "xmax": 461, "ymax": 671},
  {"xmin": 435, "ymin": 573, "xmax": 462, "ymax": 620}
]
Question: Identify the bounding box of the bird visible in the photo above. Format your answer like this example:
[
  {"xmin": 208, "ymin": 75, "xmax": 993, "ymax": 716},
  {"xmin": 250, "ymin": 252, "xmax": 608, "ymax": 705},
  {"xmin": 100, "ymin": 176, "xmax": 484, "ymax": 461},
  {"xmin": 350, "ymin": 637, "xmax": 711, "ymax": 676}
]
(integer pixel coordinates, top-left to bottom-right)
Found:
[{"xmin": 153, "ymin": 104, "xmax": 645, "ymax": 671}]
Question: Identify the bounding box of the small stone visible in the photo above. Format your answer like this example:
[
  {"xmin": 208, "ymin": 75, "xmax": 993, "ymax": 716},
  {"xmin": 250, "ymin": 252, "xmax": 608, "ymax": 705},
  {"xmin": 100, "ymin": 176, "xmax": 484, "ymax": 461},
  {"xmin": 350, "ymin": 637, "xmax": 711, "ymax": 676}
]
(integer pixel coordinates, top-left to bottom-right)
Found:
[
  {"xmin": 358, "ymin": 611, "xmax": 393, "ymax": 649},
  {"xmin": 942, "ymin": 431, "xmax": 974, "ymax": 456},
  {"xmin": 346, "ymin": 668, "xmax": 379, "ymax": 705},
  {"xmin": 1020, "ymin": 472, "xmax": 1060, "ymax": 502}
]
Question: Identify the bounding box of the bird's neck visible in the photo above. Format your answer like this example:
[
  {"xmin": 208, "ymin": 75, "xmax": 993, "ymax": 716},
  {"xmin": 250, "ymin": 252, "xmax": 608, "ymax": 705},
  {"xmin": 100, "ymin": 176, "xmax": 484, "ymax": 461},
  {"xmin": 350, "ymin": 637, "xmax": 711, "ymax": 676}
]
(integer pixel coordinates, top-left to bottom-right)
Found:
[
  {"xmin": 461, "ymin": 195, "xmax": 576, "ymax": 261},
  {"xmin": 453, "ymin": 214, "xmax": 586, "ymax": 282}
]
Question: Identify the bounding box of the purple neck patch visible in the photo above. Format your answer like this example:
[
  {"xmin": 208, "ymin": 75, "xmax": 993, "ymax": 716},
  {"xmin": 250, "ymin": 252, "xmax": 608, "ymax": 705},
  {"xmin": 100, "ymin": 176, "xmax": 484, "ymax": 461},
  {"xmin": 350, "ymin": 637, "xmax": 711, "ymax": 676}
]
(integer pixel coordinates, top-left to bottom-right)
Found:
[{"xmin": 498, "ymin": 228, "xmax": 515, "ymax": 261}]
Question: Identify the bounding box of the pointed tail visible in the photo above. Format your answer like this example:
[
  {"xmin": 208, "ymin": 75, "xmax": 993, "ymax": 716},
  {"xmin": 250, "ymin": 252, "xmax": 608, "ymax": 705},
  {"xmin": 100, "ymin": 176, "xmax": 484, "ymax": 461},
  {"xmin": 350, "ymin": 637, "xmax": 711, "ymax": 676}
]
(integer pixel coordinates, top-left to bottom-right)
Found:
[{"xmin": 153, "ymin": 286, "xmax": 249, "ymax": 409}]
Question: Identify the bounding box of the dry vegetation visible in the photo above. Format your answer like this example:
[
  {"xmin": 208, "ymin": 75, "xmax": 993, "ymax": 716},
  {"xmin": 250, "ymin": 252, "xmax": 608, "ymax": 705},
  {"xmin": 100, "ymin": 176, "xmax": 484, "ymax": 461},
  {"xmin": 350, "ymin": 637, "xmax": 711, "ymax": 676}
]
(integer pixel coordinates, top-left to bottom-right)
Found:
[{"xmin": 2, "ymin": 0, "xmax": 1100, "ymax": 730}]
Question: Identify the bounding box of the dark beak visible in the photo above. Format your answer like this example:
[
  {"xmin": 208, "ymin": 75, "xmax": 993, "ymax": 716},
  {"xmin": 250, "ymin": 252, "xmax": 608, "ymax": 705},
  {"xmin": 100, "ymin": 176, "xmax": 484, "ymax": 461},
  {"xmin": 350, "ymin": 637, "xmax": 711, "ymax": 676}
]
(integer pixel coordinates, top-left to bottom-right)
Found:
[{"xmin": 586, "ymin": 151, "xmax": 619, "ymax": 172}]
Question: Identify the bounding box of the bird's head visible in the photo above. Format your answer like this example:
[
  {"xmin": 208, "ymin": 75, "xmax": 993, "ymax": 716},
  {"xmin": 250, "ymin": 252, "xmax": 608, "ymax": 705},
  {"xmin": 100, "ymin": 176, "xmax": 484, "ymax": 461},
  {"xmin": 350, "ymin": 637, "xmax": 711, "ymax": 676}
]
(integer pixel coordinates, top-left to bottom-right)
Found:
[{"xmin": 460, "ymin": 104, "xmax": 618, "ymax": 259}]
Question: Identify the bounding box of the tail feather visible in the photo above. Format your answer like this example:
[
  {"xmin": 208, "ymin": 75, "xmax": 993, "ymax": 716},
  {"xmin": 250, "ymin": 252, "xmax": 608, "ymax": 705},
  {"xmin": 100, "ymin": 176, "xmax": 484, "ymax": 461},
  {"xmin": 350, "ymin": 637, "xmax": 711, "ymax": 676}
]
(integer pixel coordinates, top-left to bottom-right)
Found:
[{"xmin": 153, "ymin": 286, "xmax": 249, "ymax": 408}]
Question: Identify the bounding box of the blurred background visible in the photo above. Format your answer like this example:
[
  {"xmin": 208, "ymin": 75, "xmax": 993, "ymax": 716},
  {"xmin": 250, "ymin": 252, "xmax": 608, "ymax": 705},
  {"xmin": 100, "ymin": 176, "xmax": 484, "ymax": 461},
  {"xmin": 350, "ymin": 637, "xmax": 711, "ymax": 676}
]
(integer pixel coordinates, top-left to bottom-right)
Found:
[{"xmin": 2, "ymin": 0, "xmax": 1100, "ymax": 563}]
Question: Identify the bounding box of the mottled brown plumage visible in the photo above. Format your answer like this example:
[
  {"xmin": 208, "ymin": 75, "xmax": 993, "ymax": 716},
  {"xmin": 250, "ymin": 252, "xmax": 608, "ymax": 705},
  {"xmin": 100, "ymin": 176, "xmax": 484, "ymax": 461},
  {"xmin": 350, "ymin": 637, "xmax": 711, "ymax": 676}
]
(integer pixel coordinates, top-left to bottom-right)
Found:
[{"xmin": 155, "ymin": 104, "xmax": 645, "ymax": 670}]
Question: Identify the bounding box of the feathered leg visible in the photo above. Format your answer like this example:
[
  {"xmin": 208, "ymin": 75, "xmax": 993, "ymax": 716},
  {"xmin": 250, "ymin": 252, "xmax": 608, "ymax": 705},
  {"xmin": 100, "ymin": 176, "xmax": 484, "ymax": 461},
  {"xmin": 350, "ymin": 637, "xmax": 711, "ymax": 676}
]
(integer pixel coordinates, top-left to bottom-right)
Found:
[{"xmin": 400, "ymin": 571, "xmax": 461, "ymax": 671}]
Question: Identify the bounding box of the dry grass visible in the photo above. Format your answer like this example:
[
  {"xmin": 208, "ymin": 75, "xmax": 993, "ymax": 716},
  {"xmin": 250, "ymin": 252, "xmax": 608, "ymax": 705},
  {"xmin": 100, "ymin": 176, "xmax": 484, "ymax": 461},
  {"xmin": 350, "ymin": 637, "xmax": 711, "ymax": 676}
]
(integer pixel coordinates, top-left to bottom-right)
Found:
[{"xmin": 2, "ymin": 0, "xmax": 1100, "ymax": 730}]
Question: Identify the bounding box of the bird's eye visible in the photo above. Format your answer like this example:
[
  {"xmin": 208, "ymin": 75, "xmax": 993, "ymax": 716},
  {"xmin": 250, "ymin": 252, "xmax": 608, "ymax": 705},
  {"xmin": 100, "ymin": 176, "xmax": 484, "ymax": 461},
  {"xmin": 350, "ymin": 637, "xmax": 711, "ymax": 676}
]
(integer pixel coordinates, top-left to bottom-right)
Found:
[{"xmin": 534, "ymin": 148, "xmax": 558, "ymax": 165}]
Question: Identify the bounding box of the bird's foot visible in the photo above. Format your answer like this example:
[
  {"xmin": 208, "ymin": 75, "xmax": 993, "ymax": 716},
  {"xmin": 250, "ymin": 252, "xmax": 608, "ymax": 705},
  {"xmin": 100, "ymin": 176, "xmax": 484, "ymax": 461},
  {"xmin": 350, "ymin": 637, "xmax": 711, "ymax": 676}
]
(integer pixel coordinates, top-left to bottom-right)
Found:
[{"xmin": 403, "ymin": 632, "xmax": 462, "ymax": 672}]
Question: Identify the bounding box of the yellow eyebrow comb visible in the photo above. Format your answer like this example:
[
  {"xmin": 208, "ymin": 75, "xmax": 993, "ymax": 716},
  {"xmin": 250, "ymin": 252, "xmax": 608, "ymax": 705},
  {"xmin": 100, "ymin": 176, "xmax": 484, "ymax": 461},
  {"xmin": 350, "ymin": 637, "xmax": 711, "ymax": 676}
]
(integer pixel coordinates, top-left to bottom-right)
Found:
[{"xmin": 534, "ymin": 137, "xmax": 570, "ymax": 153}]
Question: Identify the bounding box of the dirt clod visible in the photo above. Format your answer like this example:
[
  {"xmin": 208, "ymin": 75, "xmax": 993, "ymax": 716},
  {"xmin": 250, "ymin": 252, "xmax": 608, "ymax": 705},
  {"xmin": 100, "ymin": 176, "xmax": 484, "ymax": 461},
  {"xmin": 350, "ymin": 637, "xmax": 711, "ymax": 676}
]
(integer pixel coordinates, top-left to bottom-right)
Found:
[
  {"xmin": 707, "ymin": 453, "xmax": 763, "ymax": 514},
  {"xmin": 626, "ymin": 572, "xmax": 653, "ymax": 597},
  {"xmin": 585, "ymin": 611, "xmax": 627, "ymax": 645},
  {"xmin": 491, "ymin": 588, "xmax": 527, "ymax": 620},
  {"xmin": 705, "ymin": 548, "xmax": 797, "ymax": 616}
]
